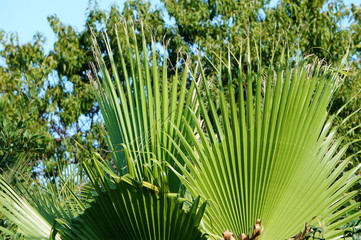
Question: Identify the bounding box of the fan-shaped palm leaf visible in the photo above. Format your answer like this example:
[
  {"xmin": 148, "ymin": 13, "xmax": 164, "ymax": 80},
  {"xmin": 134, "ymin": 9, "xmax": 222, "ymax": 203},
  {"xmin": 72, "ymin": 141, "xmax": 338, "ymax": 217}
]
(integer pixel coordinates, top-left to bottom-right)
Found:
[
  {"xmin": 169, "ymin": 53, "xmax": 360, "ymax": 239},
  {"xmin": 0, "ymin": 177, "xmax": 61, "ymax": 239},
  {"xmin": 52, "ymin": 158, "xmax": 207, "ymax": 240},
  {"xmin": 90, "ymin": 22, "xmax": 198, "ymax": 192}
]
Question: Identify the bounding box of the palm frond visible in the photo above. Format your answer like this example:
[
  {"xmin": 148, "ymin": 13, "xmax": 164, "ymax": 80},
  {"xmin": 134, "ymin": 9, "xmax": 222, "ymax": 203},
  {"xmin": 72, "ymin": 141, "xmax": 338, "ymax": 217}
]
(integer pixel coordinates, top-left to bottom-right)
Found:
[
  {"xmin": 52, "ymin": 157, "xmax": 207, "ymax": 240},
  {"xmin": 0, "ymin": 177, "xmax": 59, "ymax": 239},
  {"xmin": 89, "ymin": 21, "xmax": 199, "ymax": 192},
  {"xmin": 0, "ymin": 161, "xmax": 90, "ymax": 239},
  {"xmin": 169, "ymin": 54, "xmax": 360, "ymax": 239}
]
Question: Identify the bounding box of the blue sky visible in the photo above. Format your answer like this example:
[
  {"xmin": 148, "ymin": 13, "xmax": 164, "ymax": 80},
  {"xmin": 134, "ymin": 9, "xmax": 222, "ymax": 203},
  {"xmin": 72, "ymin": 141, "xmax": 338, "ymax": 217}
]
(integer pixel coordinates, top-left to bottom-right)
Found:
[
  {"xmin": 0, "ymin": 0, "xmax": 124, "ymax": 50},
  {"xmin": 0, "ymin": 0, "xmax": 360, "ymax": 51}
]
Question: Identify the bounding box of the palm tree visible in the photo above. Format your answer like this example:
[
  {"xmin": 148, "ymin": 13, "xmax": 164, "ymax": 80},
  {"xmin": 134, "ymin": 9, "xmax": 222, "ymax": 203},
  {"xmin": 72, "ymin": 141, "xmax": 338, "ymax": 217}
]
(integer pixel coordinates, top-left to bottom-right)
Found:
[{"xmin": 0, "ymin": 21, "xmax": 359, "ymax": 240}]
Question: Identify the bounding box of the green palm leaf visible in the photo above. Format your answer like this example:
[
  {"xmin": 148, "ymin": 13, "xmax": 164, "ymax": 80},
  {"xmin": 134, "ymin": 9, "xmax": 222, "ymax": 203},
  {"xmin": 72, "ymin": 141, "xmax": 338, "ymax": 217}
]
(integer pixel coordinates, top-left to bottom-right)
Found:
[
  {"xmin": 55, "ymin": 185, "xmax": 206, "ymax": 240},
  {"xmin": 52, "ymin": 157, "xmax": 207, "ymax": 240},
  {"xmin": 0, "ymin": 159, "xmax": 89, "ymax": 239},
  {"xmin": 90, "ymin": 22, "xmax": 198, "ymax": 192},
  {"xmin": 0, "ymin": 177, "xmax": 60, "ymax": 239},
  {"xmin": 169, "ymin": 55, "xmax": 360, "ymax": 239}
]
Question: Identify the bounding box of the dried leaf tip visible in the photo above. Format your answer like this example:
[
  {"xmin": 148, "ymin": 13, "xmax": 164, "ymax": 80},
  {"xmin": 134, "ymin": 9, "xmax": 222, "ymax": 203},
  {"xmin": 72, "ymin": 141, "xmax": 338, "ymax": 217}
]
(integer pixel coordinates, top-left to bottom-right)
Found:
[{"xmin": 223, "ymin": 230, "xmax": 236, "ymax": 240}]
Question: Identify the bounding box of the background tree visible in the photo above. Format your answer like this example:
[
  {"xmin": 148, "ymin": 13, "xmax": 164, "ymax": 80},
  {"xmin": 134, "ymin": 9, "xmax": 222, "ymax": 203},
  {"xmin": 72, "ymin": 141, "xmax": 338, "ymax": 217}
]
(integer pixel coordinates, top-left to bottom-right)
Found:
[{"xmin": 0, "ymin": 32, "xmax": 55, "ymax": 174}]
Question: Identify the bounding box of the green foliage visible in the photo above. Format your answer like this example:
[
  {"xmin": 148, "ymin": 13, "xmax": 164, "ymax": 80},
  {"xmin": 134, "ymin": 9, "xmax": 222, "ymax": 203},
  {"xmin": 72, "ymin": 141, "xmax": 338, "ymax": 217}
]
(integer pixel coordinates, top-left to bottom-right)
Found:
[
  {"xmin": 170, "ymin": 55, "xmax": 360, "ymax": 238},
  {"xmin": 0, "ymin": 176, "xmax": 59, "ymax": 239},
  {"xmin": 0, "ymin": 19, "xmax": 360, "ymax": 239},
  {"xmin": 0, "ymin": 33, "xmax": 55, "ymax": 172},
  {"xmin": 1, "ymin": 0, "xmax": 359, "ymax": 177},
  {"xmin": 90, "ymin": 22, "xmax": 201, "ymax": 192},
  {"xmin": 54, "ymin": 182, "xmax": 206, "ymax": 240},
  {"xmin": 0, "ymin": 154, "xmax": 207, "ymax": 240},
  {"xmin": 0, "ymin": 0, "xmax": 360, "ymax": 239},
  {"xmin": 87, "ymin": 26, "xmax": 359, "ymax": 239},
  {"xmin": 52, "ymin": 158, "xmax": 207, "ymax": 240},
  {"xmin": 161, "ymin": 0, "xmax": 360, "ymax": 167},
  {"xmin": 0, "ymin": 116, "xmax": 52, "ymax": 171}
]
